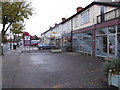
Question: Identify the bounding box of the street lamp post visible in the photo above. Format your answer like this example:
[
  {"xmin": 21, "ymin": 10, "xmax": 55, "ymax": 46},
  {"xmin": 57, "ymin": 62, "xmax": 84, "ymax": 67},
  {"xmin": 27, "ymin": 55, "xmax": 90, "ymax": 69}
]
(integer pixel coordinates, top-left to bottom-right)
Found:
[{"xmin": 71, "ymin": 19, "xmax": 73, "ymax": 51}]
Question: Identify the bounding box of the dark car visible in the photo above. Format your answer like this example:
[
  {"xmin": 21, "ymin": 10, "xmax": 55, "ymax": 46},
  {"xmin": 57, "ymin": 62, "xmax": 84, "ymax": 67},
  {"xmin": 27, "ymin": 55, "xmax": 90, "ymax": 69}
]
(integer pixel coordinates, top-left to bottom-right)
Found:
[{"xmin": 37, "ymin": 43, "xmax": 55, "ymax": 50}]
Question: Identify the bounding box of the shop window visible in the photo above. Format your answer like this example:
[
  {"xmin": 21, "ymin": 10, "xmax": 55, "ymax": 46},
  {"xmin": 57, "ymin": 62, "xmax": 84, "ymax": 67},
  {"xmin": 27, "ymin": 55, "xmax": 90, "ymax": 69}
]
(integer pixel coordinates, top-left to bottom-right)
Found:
[
  {"xmin": 108, "ymin": 26, "xmax": 116, "ymax": 34},
  {"xmin": 73, "ymin": 39, "xmax": 79, "ymax": 51},
  {"xmin": 96, "ymin": 28, "xmax": 107, "ymax": 36},
  {"xmin": 82, "ymin": 31, "xmax": 92, "ymax": 54},
  {"xmin": 117, "ymin": 24, "xmax": 120, "ymax": 33},
  {"xmin": 108, "ymin": 35, "xmax": 115, "ymax": 56}
]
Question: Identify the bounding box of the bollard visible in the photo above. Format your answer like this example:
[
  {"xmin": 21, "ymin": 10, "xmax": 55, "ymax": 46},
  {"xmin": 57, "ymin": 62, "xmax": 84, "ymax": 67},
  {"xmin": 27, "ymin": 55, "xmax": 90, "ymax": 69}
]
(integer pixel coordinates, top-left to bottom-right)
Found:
[
  {"xmin": 1, "ymin": 43, "xmax": 4, "ymax": 56},
  {"xmin": 108, "ymin": 69, "xmax": 112, "ymax": 86},
  {"xmin": 118, "ymin": 72, "xmax": 120, "ymax": 90}
]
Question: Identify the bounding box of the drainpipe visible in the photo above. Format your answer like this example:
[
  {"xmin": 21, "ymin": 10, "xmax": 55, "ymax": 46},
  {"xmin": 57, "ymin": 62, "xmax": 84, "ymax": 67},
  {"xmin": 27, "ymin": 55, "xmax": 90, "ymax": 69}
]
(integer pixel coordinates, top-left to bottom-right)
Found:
[
  {"xmin": 61, "ymin": 36, "xmax": 63, "ymax": 50},
  {"xmin": 92, "ymin": 25, "xmax": 96, "ymax": 57},
  {"xmin": 71, "ymin": 19, "xmax": 73, "ymax": 51}
]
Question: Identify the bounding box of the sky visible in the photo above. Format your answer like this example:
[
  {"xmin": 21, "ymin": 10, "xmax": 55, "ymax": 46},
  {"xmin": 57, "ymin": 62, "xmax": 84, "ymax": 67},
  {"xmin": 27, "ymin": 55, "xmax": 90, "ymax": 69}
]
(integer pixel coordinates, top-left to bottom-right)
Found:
[{"xmin": 25, "ymin": 0, "xmax": 94, "ymax": 37}]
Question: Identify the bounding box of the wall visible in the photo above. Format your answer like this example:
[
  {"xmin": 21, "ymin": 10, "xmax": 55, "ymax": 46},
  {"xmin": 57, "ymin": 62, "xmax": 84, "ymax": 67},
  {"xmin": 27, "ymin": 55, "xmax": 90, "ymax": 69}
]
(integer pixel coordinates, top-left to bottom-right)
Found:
[
  {"xmin": 62, "ymin": 20, "xmax": 71, "ymax": 34},
  {"xmin": 73, "ymin": 5, "xmax": 117, "ymax": 31}
]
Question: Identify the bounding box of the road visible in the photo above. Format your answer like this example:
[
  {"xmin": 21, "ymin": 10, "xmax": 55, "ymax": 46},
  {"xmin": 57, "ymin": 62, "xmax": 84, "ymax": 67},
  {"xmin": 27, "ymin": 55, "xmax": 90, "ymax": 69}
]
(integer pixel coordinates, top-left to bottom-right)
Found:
[{"xmin": 2, "ymin": 48, "xmax": 118, "ymax": 88}]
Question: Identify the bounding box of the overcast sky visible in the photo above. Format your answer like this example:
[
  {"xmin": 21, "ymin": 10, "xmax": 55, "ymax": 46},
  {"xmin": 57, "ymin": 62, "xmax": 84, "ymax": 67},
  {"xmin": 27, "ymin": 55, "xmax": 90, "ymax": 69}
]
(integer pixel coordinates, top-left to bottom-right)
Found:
[{"xmin": 25, "ymin": 0, "xmax": 94, "ymax": 36}]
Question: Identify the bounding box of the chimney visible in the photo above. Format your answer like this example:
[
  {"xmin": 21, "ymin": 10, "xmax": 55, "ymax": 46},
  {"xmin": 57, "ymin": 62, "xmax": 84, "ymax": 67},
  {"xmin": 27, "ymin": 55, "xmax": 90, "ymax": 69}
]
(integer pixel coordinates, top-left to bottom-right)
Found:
[
  {"xmin": 55, "ymin": 23, "xmax": 58, "ymax": 26},
  {"xmin": 50, "ymin": 27, "xmax": 52, "ymax": 30},
  {"xmin": 62, "ymin": 18, "xmax": 66, "ymax": 22},
  {"xmin": 76, "ymin": 7, "xmax": 83, "ymax": 13}
]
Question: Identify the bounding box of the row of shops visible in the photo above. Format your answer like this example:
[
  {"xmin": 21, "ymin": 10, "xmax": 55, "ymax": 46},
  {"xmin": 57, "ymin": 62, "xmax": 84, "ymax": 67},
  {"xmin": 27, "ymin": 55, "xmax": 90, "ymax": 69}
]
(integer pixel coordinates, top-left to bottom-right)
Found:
[{"xmin": 72, "ymin": 24, "xmax": 120, "ymax": 58}]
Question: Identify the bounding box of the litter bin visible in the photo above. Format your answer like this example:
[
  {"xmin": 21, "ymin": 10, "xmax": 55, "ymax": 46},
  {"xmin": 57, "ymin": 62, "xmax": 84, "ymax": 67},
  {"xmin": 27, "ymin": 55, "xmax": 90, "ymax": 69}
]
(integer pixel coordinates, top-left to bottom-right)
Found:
[
  {"xmin": 13, "ymin": 45, "xmax": 16, "ymax": 49},
  {"xmin": 13, "ymin": 42, "xmax": 17, "ymax": 50}
]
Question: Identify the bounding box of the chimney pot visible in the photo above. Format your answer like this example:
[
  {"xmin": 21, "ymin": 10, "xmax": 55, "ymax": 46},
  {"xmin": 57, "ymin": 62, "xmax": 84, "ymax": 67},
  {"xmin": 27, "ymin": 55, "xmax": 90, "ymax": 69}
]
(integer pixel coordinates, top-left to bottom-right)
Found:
[
  {"xmin": 76, "ymin": 7, "xmax": 83, "ymax": 12},
  {"xmin": 50, "ymin": 27, "xmax": 52, "ymax": 29},
  {"xmin": 55, "ymin": 23, "xmax": 58, "ymax": 26},
  {"xmin": 62, "ymin": 18, "xmax": 66, "ymax": 22}
]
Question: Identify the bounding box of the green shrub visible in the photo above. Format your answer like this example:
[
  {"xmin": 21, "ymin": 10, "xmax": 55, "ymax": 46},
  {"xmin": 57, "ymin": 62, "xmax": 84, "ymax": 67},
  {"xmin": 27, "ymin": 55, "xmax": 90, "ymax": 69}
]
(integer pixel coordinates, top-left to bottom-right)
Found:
[{"xmin": 103, "ymin": 58, "xmax": 120, "ymax": 78}]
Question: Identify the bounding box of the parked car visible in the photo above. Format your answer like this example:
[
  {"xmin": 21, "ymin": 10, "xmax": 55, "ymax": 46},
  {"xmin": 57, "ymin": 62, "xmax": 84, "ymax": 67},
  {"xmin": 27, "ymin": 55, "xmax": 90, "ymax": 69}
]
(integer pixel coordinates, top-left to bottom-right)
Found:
[
  {"xmin": 30, "ymin": 40, "xmax": 39, "ymax": 46},
  {"xmin": 37, "ymin": 43, "xmax": 55, "ymax": 50}
]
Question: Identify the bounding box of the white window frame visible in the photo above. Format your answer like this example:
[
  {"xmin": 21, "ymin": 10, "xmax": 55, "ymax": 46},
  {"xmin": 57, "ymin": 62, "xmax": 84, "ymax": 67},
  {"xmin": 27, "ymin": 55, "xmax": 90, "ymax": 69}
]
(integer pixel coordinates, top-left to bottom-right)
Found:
[
  {"xmin": 81, "ymin": 9, "xmax": 90, "ymax": 25},
  {"xmin": 74, "ymin": 16, "xmax": 78, "ymax": 28}
]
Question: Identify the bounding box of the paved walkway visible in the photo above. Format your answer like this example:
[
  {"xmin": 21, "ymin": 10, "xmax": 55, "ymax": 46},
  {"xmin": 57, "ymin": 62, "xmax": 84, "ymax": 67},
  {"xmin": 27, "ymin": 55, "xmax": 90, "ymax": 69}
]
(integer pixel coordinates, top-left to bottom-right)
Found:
[{"xmin": 2, "ymin": 47, "xmax": 118, "ymax": 88}]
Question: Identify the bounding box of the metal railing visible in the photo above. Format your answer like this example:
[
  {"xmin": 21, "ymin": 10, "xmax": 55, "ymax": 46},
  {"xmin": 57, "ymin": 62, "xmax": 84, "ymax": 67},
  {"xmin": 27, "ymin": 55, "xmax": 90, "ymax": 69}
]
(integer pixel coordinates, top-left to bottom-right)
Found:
[{"xmin": 97, "ymin": 8, "xmax": 120, "ymax": 23}]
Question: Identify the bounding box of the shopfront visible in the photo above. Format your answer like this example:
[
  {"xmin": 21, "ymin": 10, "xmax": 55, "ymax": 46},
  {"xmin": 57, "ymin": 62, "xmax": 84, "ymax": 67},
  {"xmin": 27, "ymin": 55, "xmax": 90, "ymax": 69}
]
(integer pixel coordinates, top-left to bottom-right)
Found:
[
  {"xmin": 73, "ymin": 31, "xmax": 93, "ymax": 55},
  {"xmin": 72, "ymin": 24, "xmax": 120, "ymax": 58},
  {"xmin": 62, "ymin": 33, "xmax": 72, "ymax": 50},
  {"xmin": 96, "ymin": 24, "xmax": 120, "ymax": 58}
]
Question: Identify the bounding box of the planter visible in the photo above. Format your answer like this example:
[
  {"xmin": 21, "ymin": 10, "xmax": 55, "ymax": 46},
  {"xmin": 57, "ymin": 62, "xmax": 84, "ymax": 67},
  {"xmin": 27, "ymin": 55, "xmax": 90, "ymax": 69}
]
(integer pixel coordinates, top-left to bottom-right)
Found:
[
  {"xmin": 50, "ymin": 49, "xmax": 62, "ymax": 53},
  {"xmin": 66, "ymin": 47, "xmax": 72, "ymax": 52},
  {"xmin": 108, "ymin": 70, "xmax": 120, "ymax": 89}
]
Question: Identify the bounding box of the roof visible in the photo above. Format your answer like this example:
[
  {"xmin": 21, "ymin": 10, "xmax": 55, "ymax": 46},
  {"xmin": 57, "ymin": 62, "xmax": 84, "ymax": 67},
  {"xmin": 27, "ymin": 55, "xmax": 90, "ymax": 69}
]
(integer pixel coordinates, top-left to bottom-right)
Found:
[
  {"xmin": 41, "ymin": 29, "xmax": 50, "ymax": 36},
  {"xmin": 41, "ymin": 1, "xmax": 120, "ymax": 35},
  {"xmin": 41, "ymin": 23, "xmax": 60, "ymax": 36},
  {"xmin": 61, "ymin": 1, "xmax": 120, "ymax": 24}
]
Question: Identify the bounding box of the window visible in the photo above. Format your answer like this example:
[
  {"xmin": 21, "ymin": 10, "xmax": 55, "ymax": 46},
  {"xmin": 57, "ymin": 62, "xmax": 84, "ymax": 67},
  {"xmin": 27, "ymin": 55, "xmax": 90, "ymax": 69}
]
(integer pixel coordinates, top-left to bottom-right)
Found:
[
  {"xmin": 100, "ymin": 6, "xmax": 105, "ymax": 22},
  {"xmin": 96, "ymin": 36, "xmax": 107, "ymax": 56},
  {"xmin": 81, "ymin": 10, "xmax": 90, "ymax": 24},
  {"xmin": 108, "ymin": 26, "xmax": 116, "ymax": 34},
  {"xmin": 96, "ymin": 28, "xmax": 107, "ymax": 36},
  {"xmin": 100, "ymin": 6, "xmax": 105, "ymax": 15},
  {"xmin": 74, "ymin": 16, "xmax": 78, "ymax": 28},
  {"xmin": 117, "ymin": 24, "xmax": 120, "ymax": 33}
]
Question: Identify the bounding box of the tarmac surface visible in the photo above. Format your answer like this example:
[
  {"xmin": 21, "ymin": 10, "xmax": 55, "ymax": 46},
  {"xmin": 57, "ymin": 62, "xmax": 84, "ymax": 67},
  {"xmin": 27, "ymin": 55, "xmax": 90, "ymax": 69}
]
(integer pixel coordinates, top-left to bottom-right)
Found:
[{"xmin": 2, "ymin": 47, "xmax": 118, "ymax": 88}]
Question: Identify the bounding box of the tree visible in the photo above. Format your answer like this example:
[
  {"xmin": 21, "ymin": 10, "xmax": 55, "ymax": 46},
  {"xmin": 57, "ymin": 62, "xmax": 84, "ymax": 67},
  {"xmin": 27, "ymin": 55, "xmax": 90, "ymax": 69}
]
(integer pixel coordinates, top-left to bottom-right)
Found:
[
  {"xmin": 10, "ymin": 22, "xmax": 25, "ymax": 47},
  {"xmin": 1, "ymin": 0, "xmax": 33, "ymax": 42},
  {"xmin": 10, "ymin": 22, "xmax": 25, "ymax": 35},
  {"xmin": 32, "ymin": 35, "xmax": 39, "ymax": 40},
  {"xmin": 0, "ymin": 0, "xmax": 33, "ymax": 55}
]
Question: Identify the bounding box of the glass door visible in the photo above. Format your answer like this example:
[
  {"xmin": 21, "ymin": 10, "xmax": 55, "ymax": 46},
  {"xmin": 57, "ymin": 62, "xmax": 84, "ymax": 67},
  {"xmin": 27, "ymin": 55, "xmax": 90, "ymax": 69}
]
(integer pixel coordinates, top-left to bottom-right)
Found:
[
  {"xmin": 96, "ymin": 35, "xmax": 107, "ymax": 57},
  {"xmin": 108, "ymin": 35, "xmax": 116, "ymax": 57}
]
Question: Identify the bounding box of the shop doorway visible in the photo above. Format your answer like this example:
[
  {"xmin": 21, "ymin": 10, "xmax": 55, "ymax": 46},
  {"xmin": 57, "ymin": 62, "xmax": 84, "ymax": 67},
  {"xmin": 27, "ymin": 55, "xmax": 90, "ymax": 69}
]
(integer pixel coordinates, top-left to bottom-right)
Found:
[
  {"xmin": 108, "ymin": 35, "xmax": 116, "ymax": 57},
  {"xmin": 96, "ymin": 35, "xmax": 107, "ymax": 57},
  {"xmin": 117, "ymin": 34, "xmax": 120, "ymax": 57}
]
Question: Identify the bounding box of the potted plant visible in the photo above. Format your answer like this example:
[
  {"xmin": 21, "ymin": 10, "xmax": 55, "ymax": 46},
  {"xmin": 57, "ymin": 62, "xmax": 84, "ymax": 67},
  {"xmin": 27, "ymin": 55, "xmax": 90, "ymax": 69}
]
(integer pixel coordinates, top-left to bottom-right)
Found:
[
  {"xmin": 66, "ymin": 46, "xmax": 72, "ymax": 52},
  {"xmin": 103, "ymin": 58, "xmax": 120, "ymax": 88}
]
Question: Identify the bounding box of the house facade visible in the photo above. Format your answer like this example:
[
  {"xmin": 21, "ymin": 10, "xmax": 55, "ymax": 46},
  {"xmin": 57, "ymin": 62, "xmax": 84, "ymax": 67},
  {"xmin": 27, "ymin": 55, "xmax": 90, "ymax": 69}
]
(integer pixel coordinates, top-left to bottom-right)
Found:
[
  {"xmin": 72, "ymin": 2, "xmax": 120, "ymax": 58},
  {"xmin": 41, "ymin": 0, "xmax": 120, "ymax": 58},
  {"xmin": 41, "ymin": 29, "xmax": 51, "ymax": 44}
]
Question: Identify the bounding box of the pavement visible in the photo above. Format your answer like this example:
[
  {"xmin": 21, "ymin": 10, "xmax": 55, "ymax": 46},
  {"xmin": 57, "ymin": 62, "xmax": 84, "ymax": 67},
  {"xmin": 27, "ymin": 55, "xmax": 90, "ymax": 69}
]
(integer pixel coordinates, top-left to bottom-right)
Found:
[{"xmin": 2, "ymin": 46, "xmax": 119, "ymax": 89}]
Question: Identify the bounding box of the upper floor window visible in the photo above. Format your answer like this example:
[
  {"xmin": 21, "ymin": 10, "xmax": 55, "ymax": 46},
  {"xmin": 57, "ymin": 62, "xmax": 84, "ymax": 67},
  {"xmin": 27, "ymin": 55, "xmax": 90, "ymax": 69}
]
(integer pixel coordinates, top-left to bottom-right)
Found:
[
  {"xmin": 74, "ymin": 16, "xmax": 78, "ymax": 28},
  {"xmin": 63, "ymin": 21, "xmax": 71, "ymax": 31},
  {"xmin": 81, "ymin": 9, "xmax": 90, "ymax": 24},
  {"xmin": 100, "ymin": 6, "xmax": 105, "ymax": 15}
]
